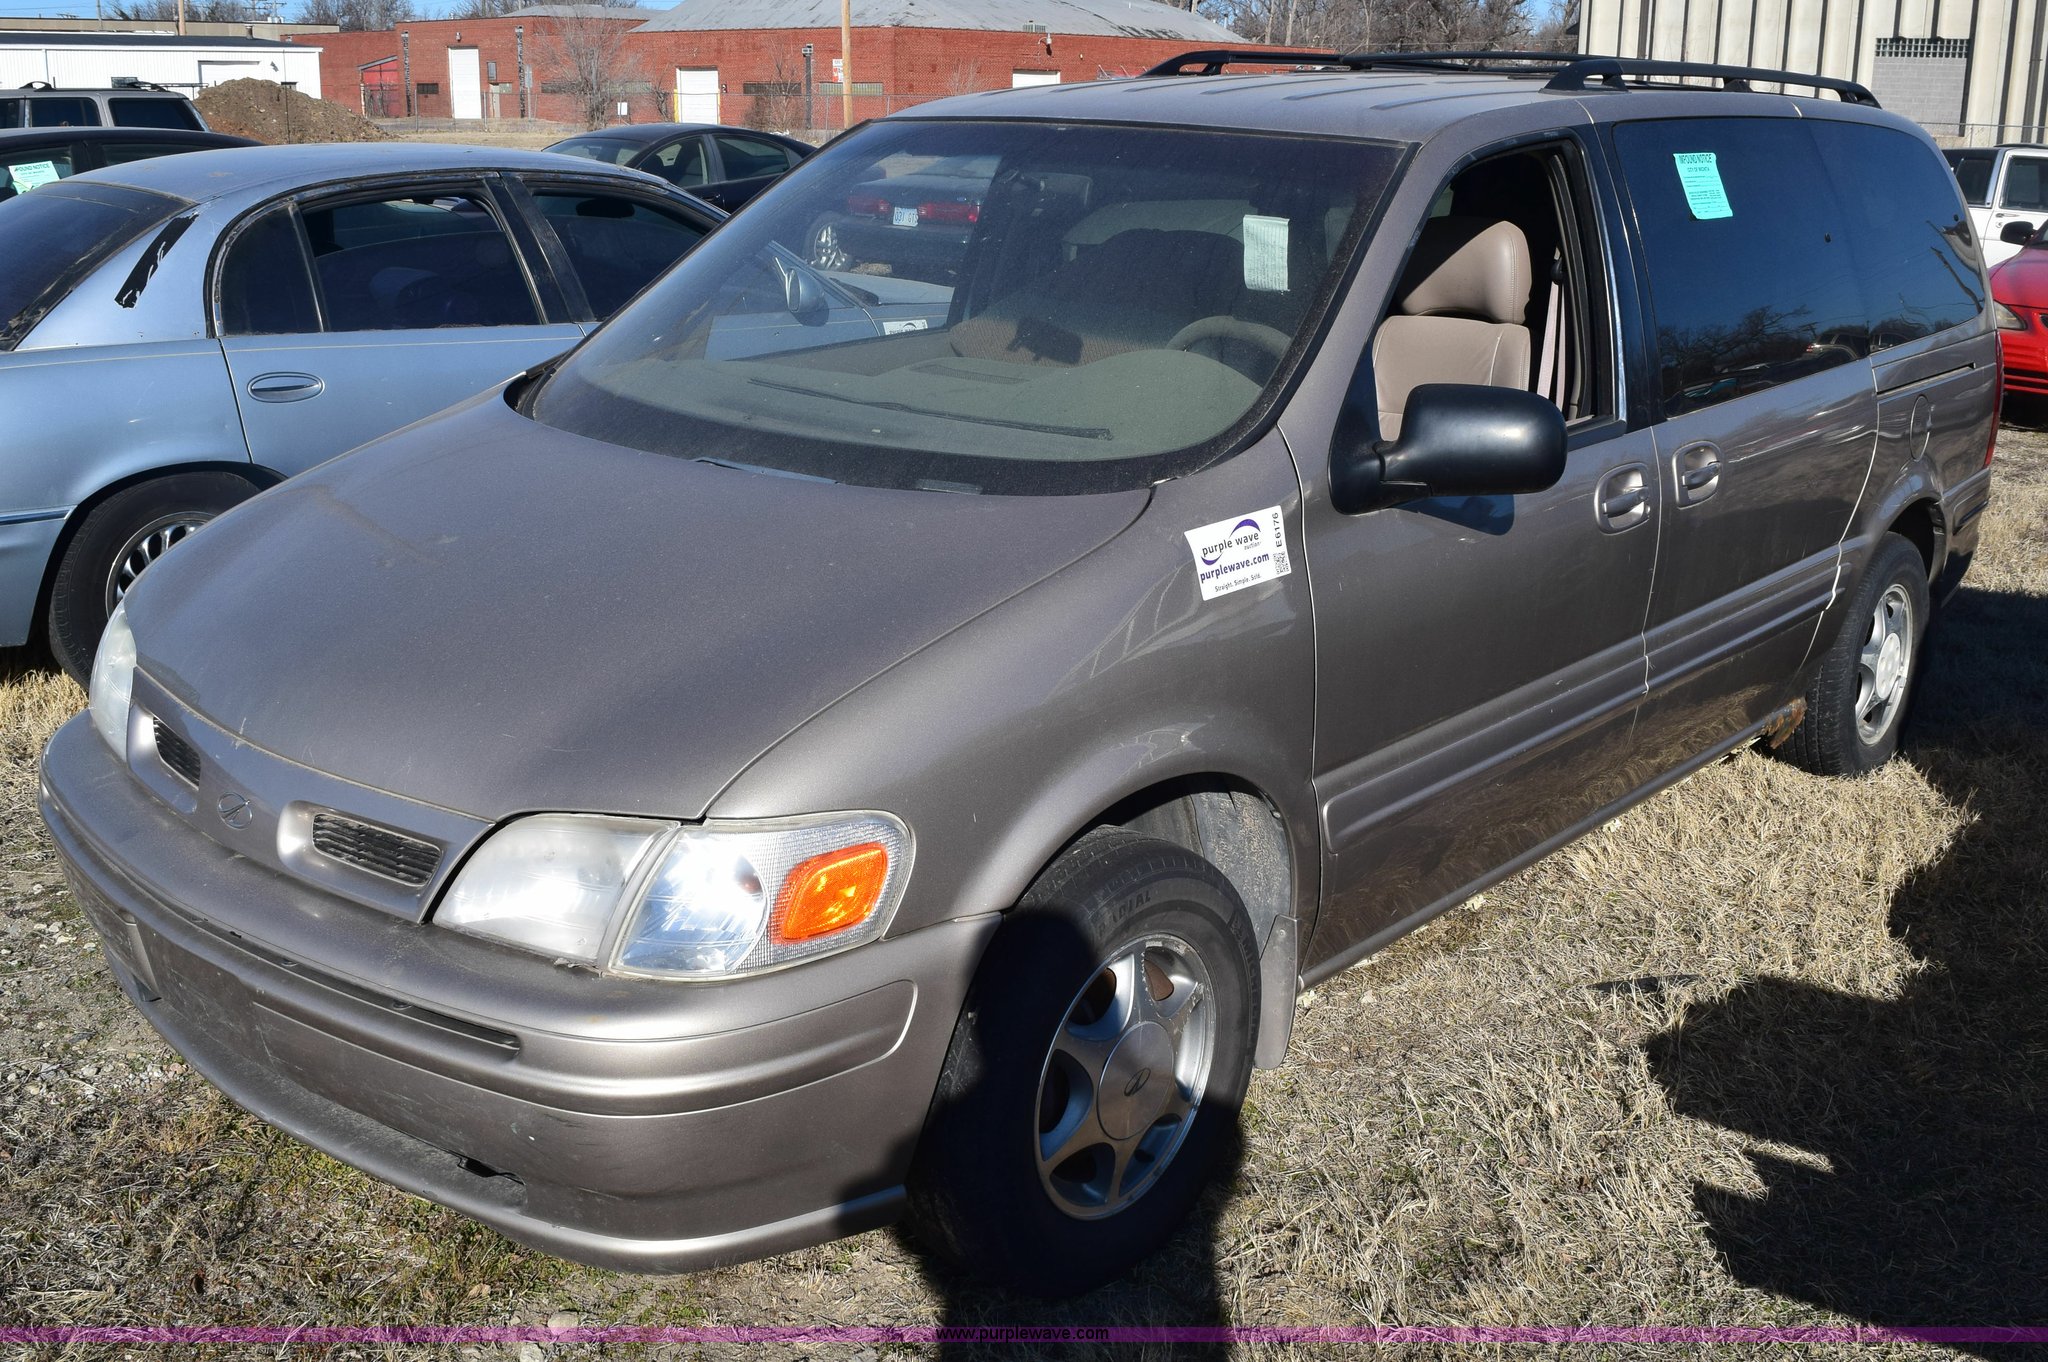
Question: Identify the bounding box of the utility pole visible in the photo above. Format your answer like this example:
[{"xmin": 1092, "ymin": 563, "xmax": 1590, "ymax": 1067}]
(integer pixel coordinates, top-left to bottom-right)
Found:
[
  {"xmin": 839, "ymin": 0, "xmax": 852, "ymax": 130},
  {"xmin": 176, "ymin": 0, "xmax": 186, "ymax": 36},
  {"xmin": 801, "ymin": 42, "xmax": 814, "ymax": 132}
]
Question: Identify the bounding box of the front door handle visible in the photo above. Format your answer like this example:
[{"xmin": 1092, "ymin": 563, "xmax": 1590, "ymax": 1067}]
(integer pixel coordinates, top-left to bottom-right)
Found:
[
  {"xmin": 1673, "ymin": 442, "xmax": 1722, "ymax": 506},
  {"xmin": 246, "ymin": 371, "xmax": 324, "ymax": 403},
  {"xmin": 1595, "ymin": 463, "xmax": 1650, "ymax": 533}
]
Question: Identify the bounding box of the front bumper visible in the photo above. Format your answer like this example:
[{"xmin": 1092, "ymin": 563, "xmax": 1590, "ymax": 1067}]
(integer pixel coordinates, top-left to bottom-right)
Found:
[
  {"xmin": 1997, "ymin": 324, "xmax": 2048, "ymax": 395},
  {"xmin": 39, "ymin": 715, "xmax": 997, "ymax": 1273}
]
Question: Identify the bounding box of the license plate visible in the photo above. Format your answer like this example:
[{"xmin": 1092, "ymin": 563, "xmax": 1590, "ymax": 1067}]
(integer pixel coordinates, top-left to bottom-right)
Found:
[{"xmin": 891, "ymin": 205, "xmax": 919, "ymax": 228}]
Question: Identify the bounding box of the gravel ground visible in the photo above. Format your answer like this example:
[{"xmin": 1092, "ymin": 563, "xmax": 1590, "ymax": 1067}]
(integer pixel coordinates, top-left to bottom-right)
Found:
[{"xmin": 1, "ymin": 426, "xmax": 2044, "ymax": 1360}]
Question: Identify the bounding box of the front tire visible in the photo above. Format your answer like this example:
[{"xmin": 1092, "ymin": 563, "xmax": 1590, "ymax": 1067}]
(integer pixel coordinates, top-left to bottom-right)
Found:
[
  {"xmin": 46, "ymin": 472, "xmax": 254, "ymax": 684},
  {"xmin": 906, "ymin": 828, "xmax": 1258, "ymax": 1296},
  {"xmin": 1780, "ymin": 532, "xmax": 1930, "ymax": 775}
]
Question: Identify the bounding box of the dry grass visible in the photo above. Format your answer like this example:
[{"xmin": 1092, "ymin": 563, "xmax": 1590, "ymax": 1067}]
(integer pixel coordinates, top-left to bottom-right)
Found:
[{"xmin": 1, "ymin": 430, "xmax": 2045, "ymax": 1358}]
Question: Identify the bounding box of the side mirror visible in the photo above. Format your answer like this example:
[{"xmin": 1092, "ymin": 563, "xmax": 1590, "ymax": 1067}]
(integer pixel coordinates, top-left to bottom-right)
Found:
[
  {"xmin": 2001, "ymin": 219, "xmax": 2039, "ymax": 247},
  {"xmin": 777, "ymin": 257, "xmax": 830, "ymax": 323},
  {"xmin": 1330, "ymin": 384, "xmax": 1568, "ymax": 515}
]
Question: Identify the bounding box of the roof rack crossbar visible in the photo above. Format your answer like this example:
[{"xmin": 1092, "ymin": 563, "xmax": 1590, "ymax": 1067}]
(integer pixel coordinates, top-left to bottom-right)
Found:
[
  {"xmin": 1142, "ymin": 49, "xmax": 1370, "ymax": 77},
  {"xmin": 1545, "ymin": 56, "xmax": 1880, "ymax": 104}
]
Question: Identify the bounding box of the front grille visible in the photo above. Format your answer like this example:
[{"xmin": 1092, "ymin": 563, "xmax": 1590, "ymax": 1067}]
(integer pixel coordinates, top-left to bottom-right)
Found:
[
  {"xmin": 311, "ymin": 812, "xmax": 441, "ymax": 887},
  {"xmin": 152, "ymin": 719, "xmax": 201, "ymax": 785}
]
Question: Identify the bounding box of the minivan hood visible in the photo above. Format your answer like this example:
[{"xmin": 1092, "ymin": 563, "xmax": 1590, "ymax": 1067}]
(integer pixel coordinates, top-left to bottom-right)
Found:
[{"xmin": 128, "ymin": 391, "xmax": 1148, "ymax": 820}]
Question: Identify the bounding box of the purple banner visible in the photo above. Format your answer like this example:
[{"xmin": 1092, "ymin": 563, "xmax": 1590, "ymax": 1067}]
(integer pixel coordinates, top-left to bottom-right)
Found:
[{"xmin": 1, "ymin": 1325, "xmax": 2045, "ymax": 1345}]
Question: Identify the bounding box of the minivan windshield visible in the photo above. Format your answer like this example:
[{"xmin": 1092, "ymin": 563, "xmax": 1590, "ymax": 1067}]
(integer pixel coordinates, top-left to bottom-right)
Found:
[
  {"xmin": 0, "ymin": 181, "xmax": 183, "ymax": 350},
  {"xmin": 530, "ymin": 120, "xmax": 1400, "ymax": 494}
]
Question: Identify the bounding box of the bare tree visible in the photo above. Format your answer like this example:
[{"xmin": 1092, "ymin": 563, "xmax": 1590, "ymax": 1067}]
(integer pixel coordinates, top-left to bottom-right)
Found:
[
  {"xmin": 943, "ymin": 59, "xmax": 985, "ymax": 95},
  {"xmin": 1207, "ymin": 0, "xmax": 1544, "ymax": 53},
  {"xmin": 533, "ymin": 8, "xmax": 650, "ymax": 129},
  {"xmin": 744, "ymin": 54, "xmax": 802, "ymax": 131},
  {"xmin": 297, "ymin": 0, "xmax": 416, "ymax": 30}
]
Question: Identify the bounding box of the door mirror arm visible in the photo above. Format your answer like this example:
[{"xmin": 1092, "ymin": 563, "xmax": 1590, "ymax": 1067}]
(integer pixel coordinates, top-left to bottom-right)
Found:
[{"xmin": 1330, "ymin": 383, "xmax": 1569, "ymax": 516}]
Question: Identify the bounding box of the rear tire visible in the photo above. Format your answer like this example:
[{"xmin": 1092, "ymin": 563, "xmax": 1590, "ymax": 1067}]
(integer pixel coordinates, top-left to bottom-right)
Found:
[
  {"xmin": 46, "ymin": 473, "xmax": 254, "ymax": 684},
  {"xmin": 905, "ymin": 828, "xmax": 1258, "ymax": 1297},
  {"xmin": 1780, "ymin": 532, "xmax": 1929, "ymax": 776}
]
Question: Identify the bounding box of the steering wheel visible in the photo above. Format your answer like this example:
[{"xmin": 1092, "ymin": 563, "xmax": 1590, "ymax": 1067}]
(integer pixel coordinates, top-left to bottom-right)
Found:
[{"xmin": 1165, "ymin": 315, "xmax": 1292, "ymax": 359}]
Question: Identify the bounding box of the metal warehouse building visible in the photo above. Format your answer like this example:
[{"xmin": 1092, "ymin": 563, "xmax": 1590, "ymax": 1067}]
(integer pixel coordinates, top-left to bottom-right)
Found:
[
  {"xmin": 1580, "ymin": 0, "xmax": 2048, "ymax": 143},
  {"xmin": 0, "ymin": 31, "xmax": 323, "ymax": 100},
  {"xmin": 299, "ymin": 0, "xmax": 1240, "ymax": 129}
]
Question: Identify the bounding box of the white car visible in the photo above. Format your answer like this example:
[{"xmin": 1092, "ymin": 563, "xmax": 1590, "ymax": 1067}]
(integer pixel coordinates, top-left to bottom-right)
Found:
[{"xmin": 1946, "ymin": 144, "xmax": 2048, "ymax": 265}]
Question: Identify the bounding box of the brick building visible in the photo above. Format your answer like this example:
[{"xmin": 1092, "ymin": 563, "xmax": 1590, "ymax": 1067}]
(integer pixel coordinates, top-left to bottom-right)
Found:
[{"xmin": 296, "ymin": 0, "xmax": 1244, "ymax": 130}]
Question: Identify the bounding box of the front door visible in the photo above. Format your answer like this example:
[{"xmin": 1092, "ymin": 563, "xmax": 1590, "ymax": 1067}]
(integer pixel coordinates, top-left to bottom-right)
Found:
[
  {"xmin": 1304, "ymin": 138, "xmax": 1658, "ymax": 970},
  {"xmin": 1986, "ymin": 151, "xmax": 2048, "ymax": 266},
  {"xmin": 216, "ymin": 185, "xmax": 581, "ymax": 477},
  {"xmin": 448, "ymin": 47, "xmax": 483, "ymax": 121},
  {"xmin": 674, "ymin": 68, "xmax": 719, "ymax": 123}
]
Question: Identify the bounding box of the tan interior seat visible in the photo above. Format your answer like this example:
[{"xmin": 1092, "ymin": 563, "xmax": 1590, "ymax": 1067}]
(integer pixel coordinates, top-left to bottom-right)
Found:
[{"xmin": 1372, "ymin": 217, "xmax": 1533, "ymax": 440}]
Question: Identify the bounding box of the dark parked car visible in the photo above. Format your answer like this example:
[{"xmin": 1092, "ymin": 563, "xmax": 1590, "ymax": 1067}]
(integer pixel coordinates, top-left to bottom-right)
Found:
[
  {"xmin": 0, "ymin": 81, "xmax": 207, "ymax": 132},
  {"xmin": 546, "ymin": 123, "xmax": 812, "ymax": 210},
  {"xmin": 0, "ymin": 143, "xmax": 724, "ymax": 680},
  {"xmin": 805, "ymin": 152, "xmax": 996, "ymax": 281},
  {"xmin": 0, "ymin": 126, "xmax": 255, "ymax": 201},
  {"xmin": 42, "ymin": 51, "xmax": 1995, "ymax": 1296}
]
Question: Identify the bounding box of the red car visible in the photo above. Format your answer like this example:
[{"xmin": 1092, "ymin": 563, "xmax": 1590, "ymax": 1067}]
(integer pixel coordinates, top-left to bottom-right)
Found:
[{"xmin": 1991, "ymin": 235, "xmax": 2048, "ymax": 394}]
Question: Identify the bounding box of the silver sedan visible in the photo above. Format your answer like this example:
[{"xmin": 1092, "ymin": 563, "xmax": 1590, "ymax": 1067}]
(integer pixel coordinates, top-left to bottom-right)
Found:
[{"xmin": 0, "ymin": 142, "xmax": 724, "ymax": 678}]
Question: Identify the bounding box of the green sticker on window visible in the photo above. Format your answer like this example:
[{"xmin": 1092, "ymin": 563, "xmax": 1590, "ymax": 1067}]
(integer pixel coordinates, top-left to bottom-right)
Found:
[{"xmin": 1673, "ymin": 151, "xmax": 1733, "ymax": 219}]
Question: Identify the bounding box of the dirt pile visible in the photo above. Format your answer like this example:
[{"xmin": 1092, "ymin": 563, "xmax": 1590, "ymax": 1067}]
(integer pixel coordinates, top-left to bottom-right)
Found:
[{"xmin": 195, "ymin": 78, "xmax": 389, "ymax": 144}]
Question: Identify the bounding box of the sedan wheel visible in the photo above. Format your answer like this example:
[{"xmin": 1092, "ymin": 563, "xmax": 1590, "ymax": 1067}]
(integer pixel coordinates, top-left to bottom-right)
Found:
[{"xmin": 809, "ymin": 220, "xmax": 853, "ymax": 270}]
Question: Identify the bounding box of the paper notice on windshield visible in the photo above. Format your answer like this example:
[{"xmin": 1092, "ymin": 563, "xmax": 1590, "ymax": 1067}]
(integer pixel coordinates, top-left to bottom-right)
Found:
[
  {"xmin": 1185, "ymin": 506, "xmax": 1291, "ymax": 601},
  {"xmin": 1672, "ymin": 151, "xmax": 1733, "ymax": 220},
  {"xmin": 1243, "ymin": 214, "xmax": 1289, "ymax": 292},
  {"xmin": 5, "ymin": 160, "xmax": 62, "ymax": 193}
]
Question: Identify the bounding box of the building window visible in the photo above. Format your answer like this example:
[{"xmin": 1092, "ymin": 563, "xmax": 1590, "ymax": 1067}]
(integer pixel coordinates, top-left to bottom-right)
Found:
[{"xmin": 416, "ymin": 82, "xmax": 441, "ymax": 96}]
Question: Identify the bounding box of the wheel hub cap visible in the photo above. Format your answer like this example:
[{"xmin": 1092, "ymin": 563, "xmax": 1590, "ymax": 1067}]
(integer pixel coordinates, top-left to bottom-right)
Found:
[
  {"xmin": 1854, "ymin": 583, "xmax": 1914, "ymax": 745},
  {"xmin": 1097, "ymin": 1022, "xmax": 1175, "ymax": 1140}
]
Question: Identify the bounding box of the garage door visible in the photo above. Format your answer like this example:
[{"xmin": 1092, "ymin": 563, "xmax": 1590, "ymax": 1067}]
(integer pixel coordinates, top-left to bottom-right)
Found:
[
  {"xmin": 1011, "ymin": 70, "xmax": 1060, "ymax": 87},
  {"xmin": 674, "ymin": 67, "xmax": 718, "ymax": 123},
  {"xmin": 448, "ymin": 47, "xmax": 482, "ymax": 120}
]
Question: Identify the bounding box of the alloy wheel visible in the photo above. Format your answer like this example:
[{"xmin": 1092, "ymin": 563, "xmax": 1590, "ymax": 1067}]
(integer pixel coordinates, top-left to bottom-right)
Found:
[
  {"xmin": 1034, "ymin": 933, "xmax": 1215, "ymax": 1220},
  {"xmin": 1855, "ymin": 582, "xmax": 1914, "ymax": 744}
]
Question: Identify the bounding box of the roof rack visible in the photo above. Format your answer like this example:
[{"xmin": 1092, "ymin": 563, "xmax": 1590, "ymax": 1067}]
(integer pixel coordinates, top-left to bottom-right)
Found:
[
  {"xmin": 1143, "ymin": 49, "xmax": 1369, "ymax": 76},
  {"xmin": 1545, "ymin": 56, "xmax": 1879, "ymax": 104},
  {"xmin": 1141, "ymin": 47, "xmax": 1880, "ymax": 105}
]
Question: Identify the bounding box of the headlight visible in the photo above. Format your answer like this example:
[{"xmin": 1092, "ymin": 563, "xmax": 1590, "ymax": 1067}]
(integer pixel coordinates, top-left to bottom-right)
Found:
[
  {"xmin": 1996, "ymin": 301, "xmax": 2028, "ymax": 332},
  {"xmin": 436, "ymin": 810, "xmax": 909, "ymax": 978},
  {"xmin": 88, "ymin": 600, "xmax": 136, "ymax": 756}
]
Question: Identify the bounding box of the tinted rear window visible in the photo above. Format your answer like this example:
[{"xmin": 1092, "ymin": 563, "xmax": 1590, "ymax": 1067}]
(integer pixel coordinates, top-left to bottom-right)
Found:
[
  {"xmin": 28, "ymin": 97, "xmax": 101, "ymax": 128},
  {"xmin": 0, "ymin": 182, "xmax": 182, "ymax": 349},
  {"xmin": 109, "ymin": 97, "xmax": 202, "ymax": 131},
  {"xmin": 1946, "ymin": 149, "xmax": 1995, "ymax": 206},
  {"xmin": 1615, "ymin": 118, "xmax": 1981, "ymax": 416}
]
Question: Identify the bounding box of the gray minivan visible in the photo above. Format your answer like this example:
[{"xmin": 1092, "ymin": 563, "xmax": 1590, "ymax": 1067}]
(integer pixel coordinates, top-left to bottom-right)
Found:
[{"xmin": 39, "ymin": 51, "xmax": 1997, "ymax": 1294}]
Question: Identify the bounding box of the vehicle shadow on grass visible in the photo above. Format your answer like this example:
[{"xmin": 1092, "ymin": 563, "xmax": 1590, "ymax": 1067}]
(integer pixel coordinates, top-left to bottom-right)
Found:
[
  {"xmin": 901, "ymin": 1129, "xmax": 1246, "ymax": 1362},
  {"xmin": 1646, "ymin": 584, "xmax": 2048, "ymax": 1352}
]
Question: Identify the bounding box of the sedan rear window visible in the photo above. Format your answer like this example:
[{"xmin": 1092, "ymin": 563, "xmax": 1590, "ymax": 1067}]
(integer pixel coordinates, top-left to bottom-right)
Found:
[
  {"xmin": 550, "ymin": 136, "xmax": 642, "ymax": 165},
  {"xmin": 0, "ymin": 181, "xmax": 184, "ymax": 350},
  {"xmin": 531, "ymin": 120, "xmax": 1400, "ymax": 495}
]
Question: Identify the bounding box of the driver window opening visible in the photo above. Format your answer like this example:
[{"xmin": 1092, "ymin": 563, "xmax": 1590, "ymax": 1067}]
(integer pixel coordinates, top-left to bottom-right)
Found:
[{"xmin": 1372, "ymin": 145, "xmax": 1605, "ymax": 440}]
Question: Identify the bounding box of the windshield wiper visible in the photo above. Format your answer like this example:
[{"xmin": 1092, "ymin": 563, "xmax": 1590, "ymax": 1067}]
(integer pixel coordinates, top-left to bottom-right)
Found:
[
  {"xmin": 746, "ymin": 377, "xmax": 1113, "ymax": 440},
  {"xmin": 694, "ymin": 455, "xmax": 837, "ymax": 483}
]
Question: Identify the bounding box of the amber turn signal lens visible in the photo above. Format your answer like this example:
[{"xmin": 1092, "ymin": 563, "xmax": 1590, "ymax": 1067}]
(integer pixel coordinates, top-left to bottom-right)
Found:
[{"xmin": 773, "ymin": 842, "xmax": 890, "ymax": 943}]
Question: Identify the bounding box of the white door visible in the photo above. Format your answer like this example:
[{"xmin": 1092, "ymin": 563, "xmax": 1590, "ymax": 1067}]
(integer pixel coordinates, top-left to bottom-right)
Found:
[
  {"xmin": 1986, "ymin": 153, "xmax": 2048, "ymax": 265},
  {"xmin": 197, "ymin": 61, "xmax": 260, "ymax": 87},
  {"xmin": 674, "ymin": 68, "xmax": 719, "ymax": 123},
  {"xmin": 448, "ymin": 47, "xmax": 483, "ymax": 121},
  {"xmin": 1011, "ymin": 70, "xmax": 1060, "ymax": 87}
]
